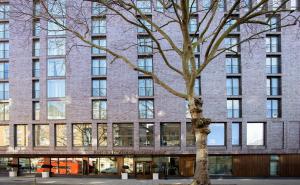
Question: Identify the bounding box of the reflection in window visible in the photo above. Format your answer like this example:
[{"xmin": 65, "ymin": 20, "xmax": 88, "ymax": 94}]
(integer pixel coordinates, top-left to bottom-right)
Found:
[
  {"xmin": 47, "ymin": 38, "xmax": 66, "ymax": 56},
  {"xmin": 160, "ymin": 123, "xmax": 180, "ymax": 147},
  {"xmin": 0, "ymin": 42, "xmax": 9, "ymax": 59},
  {"xmin": 98, "ymin": 123, "xmax": 107, "ymax": 147},
  {"xmin": 0, "ymin": 22, "xmax": 9, "ymax": 39},
  {"xmin": 124, "ymin": 157, "xmax": 134, "ymax": 173},
  {"xmin": 186, "ymin": 123, "xmax": 196, "ymax": 147},
  {"xmin": 47, "ymin": 0, "xmax": 66, "ymax": 16},
  {"xmin": 209, "ymin": 156, "xmax": 232, "ymax": 175},
  {"xmin": 138, "ymin": 78, "xmax": 153, "ymax": 96},
  {"xmin": 208, "ymin": 123, "xmax": 225, "ymax": 146},
  {"xmin": 55, "ymin": 124, "xmax": 67, "ymax": 147},
  {"xmin": 267, "ymin": 99, "xmax": 280, "ymax": 118},
  {"xmin": 32, "ymin": 60, "xmax": 39, "ymax": 78},
  {"xmin": 246, "ymin": 123, "xmax": 264, "ymax": 146},
  {"xmin": 139, "ymin": 123, "xmax": 154, "ymax": 147},
  {"xmin": 88, "ymin": 157, "xmax": 117, "ymax": 175},
  {"xmin": 92, "ymin": 2, "xmax": 106, "ymax": 15},
  {"xmin": 48, "ymin": 19, "xmax": 66, "ymax": 36},
  {"xmin": 33, "ymin": 80, "xmax": 39, "ymax": 99},
  {"xmin": 92, "ymin": 79, "xmax": 106, "ymax": 96},
  {"xmin": 153, "ymin": 157, "xmax": 179, "ymax": 176},
  {"xmin": 15, "ymin": 125, "xmax": 28, "ymax": 147},
  {"xmin": 33, "ymin": 40, "xmax": 40, "ymax": 57},
  {"xmin": 0, "ymin": 102, "xmax": 9, "ymax": 121},
  {"xmin": 113, "ymin": 123, "xmax": 133, "ymax": 147},
  {"xmin": 0, "ymin": 125, "xmax": 9, "ymax": 146},
  {"xmin": 226, "ymin": 56, "xmax": 240, "ymax": 74},
  {"xmin": 266, "ymin": 56, "xmax": 280, "ymax": 74},
  {"xmin": 138, "ymin": 36, "xmax": 152, "ymax": 53},
  {"xmin": 47, "ymin": 101, "xmax": 66, "ymax": 120},
  {"xmin": 92, "ymin": 100, "xmax": 107, "ymax": 119},
  {"xmin": 92, "ymin": 58, "xmax": 106, "ymax": 76},
  {"xmin": 231, "ymin": 122, "xmax": 240, "ymax": 145},
  {"xmin": 0, "ymin": 82, "xmax": 9, "ymax": 100},
  {"xmin": 73, "ymin": 124, "xmax": 92, "ymax": 147},
  {"xmin": 92, "ymin": 18, "xmax": 106, "ymax": 34},
  {"xmin": 48, "ymin": 58, "xmax": 66, "ymax": 77},
  {"xmin": 47, "ymin": 79, "xmax": 65, "ymax": 98},
  {"xmin": 92, "ymin": 38, "xmax": 106, "ymax": 54},
  {"xmin": 138, "ymin": 57, "xmax": 153, "ymax": 73},
  {"xmin": 0, "ymin": 4, "xmax": 9, "ymax": 19},
  {"xmin": 138, "ymin": 99, "xmax": 154, "ymax": 119},
  {"xmin": 34, "ymin": 125, "xmax": 50, "ymax": 147},
  {"xmin": 33, "ymin": 102, "xmax": 40, "ymax": 120},
  {"xmin": 266, "ymin": 35, "xmax": 280, "ymax": 53},
  {"xmin": 0, "ymin": 158, "xmax": 13, "ymax": 173},
  {"xmin": 227, "ymin": 99, "xmax": 241, "ymax": 118}
]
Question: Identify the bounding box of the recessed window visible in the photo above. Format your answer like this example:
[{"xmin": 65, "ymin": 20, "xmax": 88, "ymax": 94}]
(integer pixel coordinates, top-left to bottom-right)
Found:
[
  {"xmin": 266, "ymin": 56, "xmax": 280, "ymax": 74},
  {"xmin": 33, "ymin": 80, "xmax": 40, "ymax": 99},
  {"xmin": 47, "ymin": 0, "xmax": 66, "ymax": 16},
  {"xmin": 267, "ymin": 99, "xmax": 281, "ymax": 118},
  {"xmin": 113, "ymin": 123, "xmax": 133, "ymax": 147},
  {"xmin": 55, "ymin": 124, "xmax": 67, "ymax": 147},
  {"xmin": 138, "ymin": 36, "xmax": 152, "ymax": 53},
  {"xmin": 224, "ymin": 36, "xmax": 239, "ymax": 52},
  {"xmin": 139, "ymin": 123, "xmax": 154, "ymax": 147},
  {"xmin": 92, "ymin": 18, "xmax": 106, "ymax": 34},
  {"xmin": 47, "ymin": 79, "xmax": 65, "ymax": 98},
  {"xmin": 138, "ymin": 78, "xmax": 153, "ymax": 96},
  {"xmin": 231, "ymin": 122, "xmax": 240, "ymax": 145},
  {"xmin": 138, "ymin": 99, "xmax": 154, "ymax": 119},
  {"xmin": 0, "ymin": 82, "xmax": 9, "ymax": 100},
  {"xmin": 33, "ymin": 40, "xmax": 40, "ymax": 57},
  {"xmin": 226, "ymin": 77, "xmax": 241, "ymax": 96},
  {"xmin": 0, "ymin": 4, "xmax": 9, "ymax": 19},
  {"xmin": 224, "ymin": 16, "xmax": 239, "ymax": 32},
  {"xmin": 47, "ymin": 101, "xmax": 66, "ymax": 120},
  {"xmin": 0, "ymin": 125, "xmax": 9, "ymax": 146},
  {"xmin": 208, "ymin": 123, "xmax": 225, "ymax": 146},
  {"xmin": 98, "ymin": 123, "xmax": 107, "ymax": 147},
  {"xmin": 247, "ymin": 123, "xmax": 264, "ymax": 146},
  {"xmin": 92, "ymin": 38, "xmax": 106, "ymax": 55},
  {"xmin": 0, "ymin": 102, "xmax": 9, "ymax": 121},
  {"xmin": 33, "ymin": 20, "xmax": 40, "ymax": 37},
  {"xmin": 0, "ymin": 42, "xmax": 9, "ymax": 59},
  {"xmin": 32, "ymin": 60, "xmax": 40, "ymax": 78},
  {"xmin": 266, "ymin": 35, "xmax": 280, "ymax": 53},
  {"xmin": 186, "ymin": 123, "xmax": 196, "ymax": 147},
  {"xmin": 92, "ymin": 79, "xmax": 106, "ymax": 97},
  {"xmin": 226, "ymin": 56, "xmax": 240, "ymax": 74},
  {"xmin": 48, "ymin": 19, "xmax": 66, "ymax": 36},
  {"xmin": 92, "ymin": 100, "xmax": 107, "ymax": 119},
  {"xmin": 15, "ymin": 125, "xmax": 28, "ymax": 147},
  {"xmin": 267, "ymin": 15, "xmax": 280, "ymax": 32},
  {"xmin": 188, "ymin": 16, "xmax": 198, "ymax": 33},
  {"xmin": 34, "ymin": 124, "xmax": 50, "ymax": 147},
  {"xmin": 47, "ymin": 38, "xmax": 66, "ymax": 56},
  {"xmin": 73, "ymin": 124, "xmax": 92, "ymax": 147},
  {"xmin": 92, "ymin": 2, "xmax": 106, "ymax": 15},
  {"xmin": 33, "ymin": 0, "xmax": 41, "ymax": 16},
  {"xmin": 138, "ymin": 57, "xmax": 153, "ymax": 73},
  {"xmin": 136, "ymin": 0, "xmax": 152, "ymax": 13},
  {"xmin": 0, "ymin": 62, "xmax": 8, "ymax": 79},
  {"xmin": 33, "ymin": 101, "xmax": 40, "ymax": 120},
  {"xmin": 47, "ymin": 58, "xmax": 66, "ymax": 77},
  {"xmin": 160, "ymin": 123, "xmax": 180, "ymax": 147},
  {"xmin": 267, "ymin": 77, "xmax": 281, "ymax": 96},
  {"xmin": 92, "ymin": 58, "xmax": 106, "ymax": 76},
  {"xmin": 227, "ymin": 99, "xmax": 241, "ymax": 118},
  {"xmin": 137, "ymin": 17, "xmax": 152, "ymax": 33},
  {"xmin": 0, "ymin": 22, "xmax": 9, "ymax": 39},
  {"xmin": 189, "ymin": 0, "xmax": 197, "ymax": 12}
]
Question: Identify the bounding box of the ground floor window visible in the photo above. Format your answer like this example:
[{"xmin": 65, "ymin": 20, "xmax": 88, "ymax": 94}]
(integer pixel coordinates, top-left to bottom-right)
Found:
[
  {"xmin": 19, "ymin": 158, "xmax": 45, "ymax": 174},
  {"xmin": 270, "ymin": 155, "xmax": 279, "ymax": 176},
  {"xmin": 208, "ymin": 156, "xmax": 232, "ymax": 175},
  {"xmin": 51, "ymin": 158, "xmax": 84, "ymax": 175},
  {"xmin": 88, "ymin": 157, "xmax": 118, "ymax": 175},
  {"xmin": 153, "ymin": 157, "xmax": 179, "ymax": 176},
  {"xmin": 0, "ymin": 158, "xmax": 12, "ymax": 173}
]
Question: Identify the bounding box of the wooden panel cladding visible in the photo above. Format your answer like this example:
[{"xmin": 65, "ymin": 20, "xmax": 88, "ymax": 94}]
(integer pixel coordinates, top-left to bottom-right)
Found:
[
  {"xmin": 232, "ymin": 155, "xmax": 269, "ymax": 177},
  {"xmin": 279, "ymin": 154, "xmax": 300, "ymax": 177},
  {"xmin": 179, "ymin": 157, "xmax": 195, "ymax": 177}
]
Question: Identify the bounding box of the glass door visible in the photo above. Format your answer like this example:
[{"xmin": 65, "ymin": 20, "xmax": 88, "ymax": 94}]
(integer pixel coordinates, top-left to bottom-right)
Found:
[{"xmin": 135, "ymin": 161, "xmax": 151, "ymax": 179}]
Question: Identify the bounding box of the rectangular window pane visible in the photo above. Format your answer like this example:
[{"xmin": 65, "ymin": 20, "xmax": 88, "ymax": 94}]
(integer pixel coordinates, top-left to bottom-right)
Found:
[
  {"xmin": 0, "ymin": 125, "xmax": 9, "ymax": 146},
  {"xmin": 48, "ymin": 38, "xmax": 66, "ymax": 56},
  {"xmin": 98, "ymin": 124, "xmax": 107, "ymax": 147},
  {"xmin": 15, "ymin": 125, "xmax": 28, "ymax": 147},
  {"xmin": 92, "ymin": 79, "xmax": 106, "ymax": 97},
  {"xmin": 0, "ymin": 42, "xmax": 9, "ymax": 59},
  {"xmin": 186, "ymin": 123, "xmax": 196, "ymax": 147},
  {"xmin": 33, "ymin": 80, "xmax": 39, "ymax": 99},
  {"xmin": 138, "ymin": 58, "xmax": 153, "ymax": 73},
  {"xmin": 0, "ymin": 4, "xmax": 9, "ymax": 19},
  {"xmin": 138, "ymin": 78, "xmax": 153, "ymax": 96},
  {"xmin": 0, "ymin": 22, "xmax": 9, "ymax": 39},
  {"xmin": 92, "ymin": 100, "xmax": 107, "ymax": 119},
  {"xmin": 138, "ymin": 99, "xmax": 154, "ymax": 119},
  {"xmin": 113, "ymin": 123, "xmax": 133, "ymax": 147},
  {"xmin": 139, "ymin": 123, "xmax": 154, "ymax": 147},
  {"xmin": 33, "ymin": 60, "xmax": 40, "ymax": 78},
  {"xmin": 208, "ymin": 123, "xmax": 225, "ymax": 146},
  {"xmin": 0, "ymin": 102, "xmax": 9, "ymax": 121},
  {"xmin": 92, "ymin": 18, "xmax": 106, "ymax": 34},
  {"xmin": 138, "ymin": 37, "xmax": 152, "ymax": 53},
  {"xmin": 92, "ymin": 38, "xmax": 106, "ymax": 54},
  {"xmin": 47, "ymin": 101, "xmax": 66, "ymax": 119},
  {"xmin": 34, "ymin": 125, "xmax": 50, "ymax": 147},
  {"xmin": 73, "ymin": 124, "xmax": 92, "ymax": 147},
  {"xmin": 55, "ymin": 124, "xmax": 67, "ymax": 147},
  {"xmin": 160, "ymin": 123, "xmax": 180, "ymax": 147},
  {"xmin": 33, "ymin": 101, "xmax": 40, "ymax": 120},
  {"xmin": 48, "ymin": 19, "xmax": 66, "ymax": 36},
  {"xmin": 47, "ymin": 79, "xmax": 65, "ymax": 98},
  {"xmin": 92, "ymin": 58, "xmax": 106, "ymax": 76},
  {"xmin": 0, "ymin": 82, "xmax": 9, "ymax": 100},
  {"xmin": 47, "ymin": 58, "xmax": 66, "ymax": 77},
  {"xmin": 231, "ymin": 123, "xmax": 240, "ymax": 145},
  {"xmin": 247, "ymin": 123, "xmax": 264, "ymax": 145}
]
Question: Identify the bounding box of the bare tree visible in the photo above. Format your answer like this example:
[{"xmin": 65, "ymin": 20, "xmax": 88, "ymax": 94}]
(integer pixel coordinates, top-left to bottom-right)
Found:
[{"xmin": 11, "ymin": 0, "xmax": 300, "ymax": 184}]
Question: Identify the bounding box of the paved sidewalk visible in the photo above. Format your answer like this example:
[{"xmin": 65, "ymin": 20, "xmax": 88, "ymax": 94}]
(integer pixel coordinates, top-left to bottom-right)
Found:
[{"xmin": 0, "ymin": 177, "xmax": 299, "ymax": 185}]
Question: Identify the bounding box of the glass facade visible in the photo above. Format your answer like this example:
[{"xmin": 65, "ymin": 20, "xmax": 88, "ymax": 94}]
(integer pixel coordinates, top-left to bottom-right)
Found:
[
  {"xmin": 55, "ymin": 124, "xmax": 67, "ymax": 147},
  {"xmin": 73, "ymin": 124, "xmax": 92, "ymax": 147},
  {"xmin": 47, "ymin": 101, "xmax": 66, "ymax": 119},
  {"xmin": 34, "ymin": 125, "xmax": 50, "ymax": 147},
  {"xmin": 160, "ymin": 123, "xmax": 180, "ymax": 147},
  {"xmin": 113, "ymin": 123, "xmax": 133, "ymax": 147},
  {"xmin": 15, "ymin": 125, "xmax": 28, "ymax": 147},
  {"xmin": 88, "ymin": 157, "xmax": 117, "ymax": 175},
  {"xmin": 209, "ymin": 156, "xmax": 232, "ymax": 175},
  {"xmin": 208, "ymin": 123, "xmax": 225, "ymax": 146},
  {"xmin": 98, "ymin": 123, "xmax": 107, "ymax": 147},
  {"xmin": 139, "ymin": 123, "xmax": 154, "ymax": 147}
]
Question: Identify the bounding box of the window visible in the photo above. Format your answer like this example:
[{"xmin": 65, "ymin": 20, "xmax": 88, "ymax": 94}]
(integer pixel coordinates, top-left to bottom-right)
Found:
[
  {"xmin": 156, "ymin": 0, "xmax": 164, "ymax": 12},
  {"xmin": 55, "ymin": 124, "xmax": 67, "ymax": 147},
  {"xmin": 92, "ymin": 18, "xmax": 106, "ymax": 34},
  {"xmin": 139, "ymin": 99, "xmax": 154, "ymax": 119},
  {"xmin": 267, "ymin": 77, "xmax": 281, "ymax": 96},
  {"xmin": 203, "ymin": 0, "xmax": 211, "ymax": 10},
  {"xmin": 92, "ymin": 100, "xmax": 107, "ymax": 119},
  {"xmin": 224, "ymin": 16, "xmax": 239, "ymax": 32},
  {"xmin": 15, "ymin": 125, "xmax": 28, "ymax": 147},
  {"xmin": 138, "ymin": 37, "xmax": 152, "ymax": 53},
  {"xmin": 92, "ymin": 38, "xmax": 106, "ymax": 54},
  {"xmin": 231, "ymin": 122, "xmax": 240, "ymax": 145},
  {"xmin": 194, "ymin": 77, "xmax": 201, "ymax": 96},
  {"xmin": 33, "ymin": 20, "xmax": 40, "ymax": 37},
  {"xmin": 33, "ymin": 40, "xmax": 40, "ymax": 57},
  {"xmin": 92, "ymin": 2, "xmax": 106, "ymax": 15},
  {"xmin": 189, "ymin": 0, "xmax": 197, "ymax": 12},
  {"xmin": 226, "ymin": 77, "xmax": 240, "ymax": 96},
  {"xmin": 48, "ymin": 38, "xmax": 66, "ymax": 56},
  {"xmin": 272, "ymin": 0, "xmax": 281, "ymax": 10},
  {"xmin": 291, "ymin": 0, "xmax": 297, "ymax": 10},
  {"xmin": 33, "ymin": 0, "xmax": 41, "ymax": 16},
  {"xmin": 47, "ymin": 101, "xmax": 66, "ymax": 119},
  {"xmin": 92, "ymin": 79, "xmax": 106, "ymax": 97},
  {"xmin": 161, "ymin": 123, "xmax": 180, "ymax": 147},
  {"xmin": 266, "ymin": 56, "xmax": 280, "ymax": 74},
  {"xmin": 137, "ymin": 17, "xmax": 152, "ymax": 33},
  {"xmin": 138, "ymin": 78, "xmax": 153, "ymax": 96},
  {"xmin": 267, "ymin": 16, "xmax": 280, "ymax": 32},
  {"xmin": 113, "ymin": 123, "xmax": 133, "ymax": 147},
  {"xmin": 47, "ymin": 58, "xmax": 66, "ymax": 77},
  {"xmin": 33, "ymin": 60, "xmax": 40, "ymax": 78},
  {"xmin": 226, "ymin": 56, "xmax": 240, "ymax": 74},
  {"xmin": 136, "ymin": 0, "xmax": 151, "ymax": 13},
  {"xmin": 73, "ymin": 124, "xmax": 92, "ymax": 147},
  {"xmin": 267, "ymin": 99, "xmax": 281, "ymax": 118},
  {"xmin": 209, "ymin": 156, "xmax": 232, "ymax": 175},
  {"xmin": 0, "ymin": 62, "xmax": 8, "ymax": 79},
  {"xmin": 88, "ymin": 157, "xmax": 117, "ymax": 175},
  {"xmin": 47, "ymin": 0, "xmax": 66, "ymax": 16},
  {"xmin": 224, "ymin": 36, "xmax": 239, "ymax": 52},
  {"xmin": 0, "ymin": 42, "xmax": 9, "ymax": 59},
  {"xmin": 186, "ymin": 123, "xmax": 196, "ymax": 147},
  {"xmin": 48, "ymin": 19, "xmax": 66, "ymax": 36},
  {"xmin": 33, "ymin": 101, "xmax": 40, "ymax": 120},
  {"xmin": 247, "ymin": 123, "xmax": 264, "ymax": 145},
  {"xmin": 188, "ymin": 57, "xmax": 200, "ymax": 72},
  {"xmin": 189, "ymin": 17, "xmax": 198, "ymax": 33},
  {"xmin": 0, "ymin": 22, "xmax": 9, "ymax": 39},
  {"xmin": 25, "ymin": 81, "xmax": 34, "ymax": 98},
  {"xmin": 270, "ymin": 155, "xmax": 280, "ymax": 176},
  {"xmin": 227, "ymin": 99, "xmax": 241, "ymax": 118},
  {"xmin": 92, "ymin": 58, "xmax": 106, "ymax": 76},
  {"xmin": 98, "ymin": 124, "xmax": 107, "ymax": 147},
  {"xmin": 0, "ymin": 4, "xmax": 9, "ymax": 19},
  {"xmin": 139, "ymin": 123, "xmax": 154, "ymax": 147},
  {"xmin": 0, "ymin": 102, "xmax": 9, "ymax": 121},
  {"xmin": 208, "ymin": 123, "xmax": 225, "ymax": 146},
  {"xmin": 47, "ymin": 79, "xmax": 65, "ymax": 98},
  {"xmin": 266, "ymin": 35, "xmax": 280, "ymax": 53},
  {"xmin": 0, "ymin": 82, "xmax": 9, "ymax": 100},
  {"xmin": 138, "ymin": 57, "xmax": 153, "ymax": 73},
  {"xmin": 0, "ymin": 125, "xmax": 9, "ymax": 146},
  {"xmin": 34, "ymin": 125, "xmax": 50, "ymax": 147}
]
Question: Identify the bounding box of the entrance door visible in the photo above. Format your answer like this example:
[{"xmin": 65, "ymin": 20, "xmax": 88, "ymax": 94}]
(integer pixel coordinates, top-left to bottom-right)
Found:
[{"xmin": 135, "ymin": 162, "xmax": 151, "ymax": 179}]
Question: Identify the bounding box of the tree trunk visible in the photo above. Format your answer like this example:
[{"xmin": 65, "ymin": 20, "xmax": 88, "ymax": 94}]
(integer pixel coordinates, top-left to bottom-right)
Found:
[{"xmin": 189, "ymin": 97, "xmax": 211, "ymax": 185}]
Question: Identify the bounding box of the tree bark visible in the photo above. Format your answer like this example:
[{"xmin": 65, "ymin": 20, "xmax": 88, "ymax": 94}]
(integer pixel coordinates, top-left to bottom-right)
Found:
[{"xmin": 189, "ymin": 97, "xmax": 211, "ymax": 185}]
